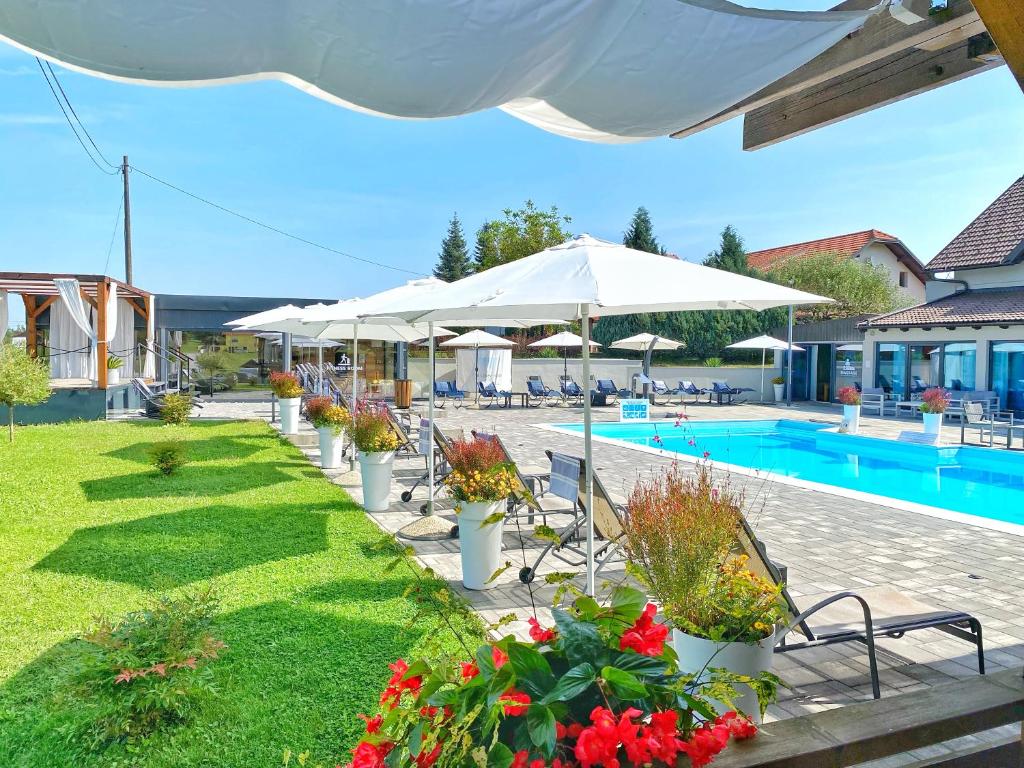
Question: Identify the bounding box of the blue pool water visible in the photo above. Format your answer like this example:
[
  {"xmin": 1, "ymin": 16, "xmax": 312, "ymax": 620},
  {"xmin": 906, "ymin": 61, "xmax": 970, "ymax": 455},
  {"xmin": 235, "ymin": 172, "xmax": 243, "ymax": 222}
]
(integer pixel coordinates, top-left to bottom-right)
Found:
[{"xmin": 555, "ymin": 419, "xmax": 1024, "ymax": 527}]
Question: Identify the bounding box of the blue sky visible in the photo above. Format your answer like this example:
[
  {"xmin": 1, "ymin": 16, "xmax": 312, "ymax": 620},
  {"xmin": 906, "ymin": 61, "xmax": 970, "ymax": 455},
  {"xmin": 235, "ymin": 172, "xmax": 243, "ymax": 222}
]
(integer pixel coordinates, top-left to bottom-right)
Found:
[{"xmin": 2, "ymin": 7, "xmax": 1023, "ymax": 328}]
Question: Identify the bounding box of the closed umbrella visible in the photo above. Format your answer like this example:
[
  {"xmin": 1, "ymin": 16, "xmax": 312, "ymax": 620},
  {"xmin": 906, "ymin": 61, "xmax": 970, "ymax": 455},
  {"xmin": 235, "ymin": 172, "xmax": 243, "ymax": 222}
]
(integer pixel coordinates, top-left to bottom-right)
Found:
[
  {"xmin": 528, "ymin": 331, "xmax": 600, "ymax": 386},
  {"xmin": 726, "ymin": 334, "xmax": 804, "ymax": 402},
  {"xmin": 360, "ymin": 234, "xmax": 832, "ymax": 594},
  {"xmin": 440, "ymin": 330, "xmax": 515, "ymax": 404},
  {"xmin": 610, "ymin": 332, "xmax": 685, "ymax": 395}
]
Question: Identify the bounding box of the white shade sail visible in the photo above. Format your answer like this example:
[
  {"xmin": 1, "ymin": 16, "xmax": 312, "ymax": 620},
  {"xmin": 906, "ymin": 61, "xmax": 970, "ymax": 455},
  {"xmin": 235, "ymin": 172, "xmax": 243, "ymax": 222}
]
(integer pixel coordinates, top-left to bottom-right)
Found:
[
  {"xmin": 529, "ymin": 331, "xmax": 600, "ymax": 349},
  {"xmin": 0, "ymin": 0, "xmax": 881, "ymax": 142},
  {"xmin": 727, "ymin": 334, "xmax": 804, "ymax": 352},
  {"xmin": 610, "ymin": 333, "xmax": 685, "ymax": 352},
  {"xmin": 440, "ymin": 330, "xmax": 514, "ymax": 349}
]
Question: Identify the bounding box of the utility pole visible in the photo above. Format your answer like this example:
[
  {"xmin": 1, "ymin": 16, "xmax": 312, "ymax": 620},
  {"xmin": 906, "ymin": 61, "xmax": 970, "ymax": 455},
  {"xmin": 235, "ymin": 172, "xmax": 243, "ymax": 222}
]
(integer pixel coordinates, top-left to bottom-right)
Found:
[{"xmin": 122, "ymin": 155, "xmax": 133, "ymax": 285}]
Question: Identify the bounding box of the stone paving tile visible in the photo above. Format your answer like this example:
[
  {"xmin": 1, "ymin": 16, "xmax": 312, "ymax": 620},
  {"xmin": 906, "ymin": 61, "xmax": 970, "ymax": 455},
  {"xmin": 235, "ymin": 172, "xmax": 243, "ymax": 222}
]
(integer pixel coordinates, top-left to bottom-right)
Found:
[{"xmin": 189, "ymin": 395, "xmax": 1024, "ymax": 757}]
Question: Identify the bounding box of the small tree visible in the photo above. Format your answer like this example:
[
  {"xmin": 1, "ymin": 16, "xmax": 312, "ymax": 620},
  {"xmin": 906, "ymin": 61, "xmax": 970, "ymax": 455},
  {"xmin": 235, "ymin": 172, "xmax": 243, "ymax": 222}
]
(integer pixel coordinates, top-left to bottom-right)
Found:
[
  {"xmin": 472, "ymin": 200, "xmax": 572, "ymax": 271},
  {"xmin": 704, "ymin": 225, "xmax": 755, "ymax": 276},
  {"xmin": 433, "ymin": 213, "xmax": 473, "ymax": 282},
  {"xmin": 772, "ymin": 251, "xmax": 911, "ymax": 321},
  {"xmin": 623, "ymin": 206, "xmax": 665, "ymax": 254},
  {"xmin": 196, "ymin": 350, "xmax": 228, "ymax": 397},
  {"xmin": 0, "ymin": 343, "xmax": 51, "ymax": 442}
]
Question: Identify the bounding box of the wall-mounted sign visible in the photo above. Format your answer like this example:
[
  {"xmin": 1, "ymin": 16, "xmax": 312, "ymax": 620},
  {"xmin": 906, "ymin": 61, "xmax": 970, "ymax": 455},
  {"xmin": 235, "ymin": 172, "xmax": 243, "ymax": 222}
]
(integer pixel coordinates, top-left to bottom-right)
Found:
[
  {"xmin": 619, "ymin": 398, "xmax": 650, "ymax": 422},
  {"xmin": 840, "ymin": 360, "xmax": 856, "ymax": 375}
]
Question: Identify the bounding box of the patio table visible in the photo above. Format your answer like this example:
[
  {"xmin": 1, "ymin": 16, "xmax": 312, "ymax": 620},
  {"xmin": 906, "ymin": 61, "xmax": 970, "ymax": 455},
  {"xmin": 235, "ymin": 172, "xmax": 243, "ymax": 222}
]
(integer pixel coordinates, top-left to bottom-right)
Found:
[{"xmin": 893, "ymin": 400, "xmax": 920, "ymax": 419}]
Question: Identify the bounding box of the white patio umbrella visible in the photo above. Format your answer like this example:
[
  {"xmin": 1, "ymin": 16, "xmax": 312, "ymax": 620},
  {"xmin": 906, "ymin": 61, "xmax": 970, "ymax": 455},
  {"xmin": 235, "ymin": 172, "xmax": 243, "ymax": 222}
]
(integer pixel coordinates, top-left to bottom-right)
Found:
[
  {"xmin": 359, "ymin": 233, "xmax": 832, "ymax": 594},
  {"xmin": 440, "ymin": 330, "xmax": 514, "ymax": 404},
  {"xmin": 610, "ymin": 333, "xmax": 686, "ymax": 394},
  {"xmin": 529, "ymin": 331, "xmax": 601, "ymax": 385},
  {"xmin": 726, "ymin": 334, "xmax": 804, "ymax": 402}
]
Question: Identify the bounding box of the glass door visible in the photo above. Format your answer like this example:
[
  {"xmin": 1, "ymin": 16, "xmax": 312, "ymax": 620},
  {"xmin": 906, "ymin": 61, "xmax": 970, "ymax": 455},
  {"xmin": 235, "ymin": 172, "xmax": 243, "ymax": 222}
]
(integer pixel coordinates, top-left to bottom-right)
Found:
[{"xmin": 814, "ymin": 344, "xmax": 833, "ymax": 402}]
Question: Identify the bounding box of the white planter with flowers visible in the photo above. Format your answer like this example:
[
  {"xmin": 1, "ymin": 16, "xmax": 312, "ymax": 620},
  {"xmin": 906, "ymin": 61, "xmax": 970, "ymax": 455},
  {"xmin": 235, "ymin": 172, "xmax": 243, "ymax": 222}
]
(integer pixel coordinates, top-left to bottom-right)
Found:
[
  {"xmin": 920, "ymin": 388, "xmax": 950, "ymax": 437},
  {"xmin": 317, "ymin": 427, "xmax": 345, "ymax": 469},
  {"xmin": 772, "ymin": 382, "xmax": 784, "ymax": 402},
  {"xmin": 358, "ymin": 450, "xmax": 396, "ymax": 511},
  {"xmin": 307, "ymin": 397, "xmax": 349, "ymax": 470},
  {"xmin": 672, "ymin": 627, "xmax": 776, "ymax": 724},
  {"xmin": 456, "ymin": 499, "xmax": 506, "ymax": 591},
  {"xmin": 922, "ymin": 411, "xmax": 943, "ymax": 435},
  {"xmin": 842, "ymin": 404, "xmax": 861, "ymax": 434},
  {"xmin": 278, "ymin": 397, "xmax": 301, "ymax": 435}
]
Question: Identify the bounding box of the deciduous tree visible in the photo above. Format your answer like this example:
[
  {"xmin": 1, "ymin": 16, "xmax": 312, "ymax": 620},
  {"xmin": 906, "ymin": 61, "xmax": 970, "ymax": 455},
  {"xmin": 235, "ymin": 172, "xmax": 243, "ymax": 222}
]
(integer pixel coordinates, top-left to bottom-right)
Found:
[
  {"xmin": 0, "ymin": 342, "xmax": 51, "ymax": 442},
  {"xmin": 771, "ymin": 251, "xmax": 909, "ymax": 320},
  {"xmin": 472, "ymin": 200, "xmax": 572, "ymax": 271}
]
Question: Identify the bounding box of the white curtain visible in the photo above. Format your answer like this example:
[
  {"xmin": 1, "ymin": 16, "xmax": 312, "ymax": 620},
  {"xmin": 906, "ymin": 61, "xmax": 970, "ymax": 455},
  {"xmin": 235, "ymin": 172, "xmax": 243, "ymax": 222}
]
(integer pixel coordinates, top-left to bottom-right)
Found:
[
  {"xmin": 0, "ymin": 290, "xmax": 7, "ymax": 341},
  {"xmin": 52, "ymin": 278, "xmax": 97, "ymax": 380},
  {"xmin": 104, "ymin": 283, "xmax": 118, "ymax": 344},
  {"xmin": 143, "ymin": 297, "xmax": 156, "ymax": 379},
  {"xmin": 456, "ymin": 348, "xmax": 512, "ymax": 392},
  {"xmin": 112, "ymin": 298, "xmax": 137, "ymax": 375}
]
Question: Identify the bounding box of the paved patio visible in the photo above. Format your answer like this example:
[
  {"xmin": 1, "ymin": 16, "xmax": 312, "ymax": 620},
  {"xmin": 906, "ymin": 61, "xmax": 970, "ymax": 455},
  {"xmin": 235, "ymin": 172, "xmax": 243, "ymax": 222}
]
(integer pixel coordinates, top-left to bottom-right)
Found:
[{"xmin": 193, "ymin": 394, "xmax": 1024, "ymax": 759}]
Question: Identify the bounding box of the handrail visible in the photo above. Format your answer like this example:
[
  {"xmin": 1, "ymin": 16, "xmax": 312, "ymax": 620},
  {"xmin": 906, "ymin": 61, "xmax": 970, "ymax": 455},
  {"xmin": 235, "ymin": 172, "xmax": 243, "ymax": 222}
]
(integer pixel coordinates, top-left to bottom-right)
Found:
[{"xmin": 137, "ymin": 342, "xmax": 193, "ymax": 394}]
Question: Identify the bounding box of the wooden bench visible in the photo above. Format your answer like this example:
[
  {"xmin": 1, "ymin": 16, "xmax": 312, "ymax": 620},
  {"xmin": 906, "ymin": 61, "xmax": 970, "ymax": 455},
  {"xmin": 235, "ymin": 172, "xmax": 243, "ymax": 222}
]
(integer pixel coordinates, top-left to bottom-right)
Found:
[{"xmin": 711, "ymin": 669, "xmax": 1024, "ymax": 768}]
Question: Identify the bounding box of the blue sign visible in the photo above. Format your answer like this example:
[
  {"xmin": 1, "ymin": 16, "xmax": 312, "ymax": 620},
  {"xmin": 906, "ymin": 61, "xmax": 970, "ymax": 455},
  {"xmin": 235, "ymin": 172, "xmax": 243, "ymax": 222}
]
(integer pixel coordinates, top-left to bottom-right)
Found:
[{"xmin": 619, "ymin": 398, "xmax": 650, "ymax": 422}]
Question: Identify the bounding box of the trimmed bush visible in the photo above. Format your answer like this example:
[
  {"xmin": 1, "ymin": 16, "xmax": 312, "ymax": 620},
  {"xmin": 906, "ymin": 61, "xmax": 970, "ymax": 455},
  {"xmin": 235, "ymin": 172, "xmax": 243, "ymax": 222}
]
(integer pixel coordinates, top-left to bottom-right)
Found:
[
  {"xmin": 160, "ymin": 393, "xmax": 192, "ymax": 425},
  {"xmin": 147, "ymin": 440, "xmax": 187, "ymax": 476}
]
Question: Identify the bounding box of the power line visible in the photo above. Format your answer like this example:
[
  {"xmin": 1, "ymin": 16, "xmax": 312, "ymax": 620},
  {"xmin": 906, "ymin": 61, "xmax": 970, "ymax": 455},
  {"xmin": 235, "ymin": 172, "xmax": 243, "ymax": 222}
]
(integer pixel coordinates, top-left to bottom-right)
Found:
[
  {"xmin": 35, "ymin": 58, "xmax": 118, "ymax": 175},
  {"xmin": 102, "ymin": 195, "xmax": 124, "ymax": 275},
  {"xmin": 130, "ymin": 164, "xmax": 425, "ymax": 276},
  {"xmin": 44, "ymin": 60, "xmax": 118, "ymax": 170}
]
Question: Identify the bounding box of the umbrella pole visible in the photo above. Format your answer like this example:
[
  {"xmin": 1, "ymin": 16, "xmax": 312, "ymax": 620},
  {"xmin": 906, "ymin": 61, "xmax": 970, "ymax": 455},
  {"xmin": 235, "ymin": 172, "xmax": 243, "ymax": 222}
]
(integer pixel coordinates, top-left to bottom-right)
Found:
[
  {"xmin": 582, "ymin": 306, "xmax": 595, "ymax": 596},
  {"xmin": 760, "ymin": 348, "xmax": 765, "ymax": 403},
  {"xmin": 427, "ymin": 322, "xmax": 435, "ymax": 514},
  {"xmin": 317, "ymin": 343, "xmax": 324, "ymax": 395},
  {"xmin": 474, "ymin": 345, "xmax": 479, "ymax": 406},
  {"xmin": 349, "ymin": 324, "xmax": 359, "ymax": 470}
]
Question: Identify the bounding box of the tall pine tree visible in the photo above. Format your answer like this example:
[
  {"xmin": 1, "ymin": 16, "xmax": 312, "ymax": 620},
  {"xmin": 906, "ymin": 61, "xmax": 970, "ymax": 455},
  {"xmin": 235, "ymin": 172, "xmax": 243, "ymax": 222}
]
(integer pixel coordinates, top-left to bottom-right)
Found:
[
  {"xmin": 433, "ymin": 213, "xmax": 473, "ymax": 282},
  {"xmin": 623, "ymin": 206, "xmax": 665, "ymax": 254},
  {"xmin": 703, "ymin": 225, "xmax": 752, "ymax": 275}
]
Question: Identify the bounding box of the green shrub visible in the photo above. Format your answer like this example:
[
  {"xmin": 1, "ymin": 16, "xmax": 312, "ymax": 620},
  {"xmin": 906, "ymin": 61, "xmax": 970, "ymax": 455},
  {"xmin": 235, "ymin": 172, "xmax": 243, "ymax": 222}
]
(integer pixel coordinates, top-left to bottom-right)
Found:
[
  {"xmin": 0, "ymin": 342, "xmax": 52, "ymax": 442},
  {"xmin": 160, "ymin": 393, "xmax": 192, "ymax": 425},
  {"xmin": 147, "ymin": 440, "xmax": 187, "ymax": 476},
  {"xmin": 703, "ymin": 357, "xmax": 723, "ymax": 367},
  {"xmin": 74, "ymin": 589, "xmax": 227, "ymax": 746}
]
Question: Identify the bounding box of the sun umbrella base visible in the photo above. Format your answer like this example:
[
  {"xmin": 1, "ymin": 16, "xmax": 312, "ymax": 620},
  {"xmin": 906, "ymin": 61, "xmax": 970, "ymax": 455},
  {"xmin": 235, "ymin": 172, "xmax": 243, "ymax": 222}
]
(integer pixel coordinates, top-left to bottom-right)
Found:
[{"xmin": 396, "ymin": 514, "xmax": 458, "ymax": 541}]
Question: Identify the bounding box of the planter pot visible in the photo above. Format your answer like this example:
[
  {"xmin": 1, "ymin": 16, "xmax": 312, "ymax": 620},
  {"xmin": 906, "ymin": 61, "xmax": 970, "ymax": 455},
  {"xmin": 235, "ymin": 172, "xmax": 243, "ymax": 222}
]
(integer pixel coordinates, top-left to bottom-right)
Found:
[
  {"xmin": 107, "ymin": 368, "xmax": 121, "ymax": 385},
  {"xmin": 456, "ymin": 499, "xmax": 506, "ymax": 590},
  {"xmin": 278, "ymin": 397, "xmax": 301, "ymax": 435},
  {"xmin": 317, "ymin": 427, "xmax": 345, "ymax": 470},
  {"xmin": 672, "ymin": 627, "xmax": 776, "ymax": 723},
  {"xmin": 772, "ymin": 383, "xmax": 784, "ymax": 402},
  {"xmin": 359, "ymin": 451, "xmax": 396, "ymax": 512},
  {"xmin": 922, "ymin": 411, "xmax": 943, "ymax": 435},
  {"xmin": 842, "ymin": 404, "xmax": 861, "ymax": 434}
]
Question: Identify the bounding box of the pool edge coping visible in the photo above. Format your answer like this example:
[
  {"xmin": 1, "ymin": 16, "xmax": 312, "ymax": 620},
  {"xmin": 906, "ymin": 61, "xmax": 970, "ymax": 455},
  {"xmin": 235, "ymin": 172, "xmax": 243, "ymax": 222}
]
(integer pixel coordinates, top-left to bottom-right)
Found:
[{"xmin": 535, "ymin": 419, "xmax": 1024, "ymax": 539}]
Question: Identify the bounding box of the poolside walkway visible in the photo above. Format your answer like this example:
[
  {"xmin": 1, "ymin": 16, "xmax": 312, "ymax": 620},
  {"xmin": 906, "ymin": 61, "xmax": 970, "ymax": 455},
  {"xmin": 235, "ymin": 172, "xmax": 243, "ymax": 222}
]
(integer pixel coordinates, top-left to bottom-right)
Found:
[{"xmin": 193, "ymin": 394, "xmax": 1024, "ymax": 758}]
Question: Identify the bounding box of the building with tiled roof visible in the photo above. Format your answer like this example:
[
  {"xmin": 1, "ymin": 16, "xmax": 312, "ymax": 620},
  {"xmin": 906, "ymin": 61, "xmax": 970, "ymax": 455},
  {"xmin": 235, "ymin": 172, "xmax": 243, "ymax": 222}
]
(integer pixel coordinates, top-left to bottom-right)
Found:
[
  {"xmin": 748, "ymin": 229, "xmax": 927, "ymax": 303},
  {"xmin": 859, "ymin": 175, "xmax": 1024, "ymax": 414}
]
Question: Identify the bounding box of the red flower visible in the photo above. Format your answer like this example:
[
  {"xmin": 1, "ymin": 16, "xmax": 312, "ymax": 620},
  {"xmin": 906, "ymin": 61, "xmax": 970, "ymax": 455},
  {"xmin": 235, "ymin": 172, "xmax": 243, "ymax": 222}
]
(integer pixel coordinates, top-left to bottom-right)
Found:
[
  {"xmin": 680, "ymin": 723, "xmax": 730, "ymax": 768},
  {"xmin": 357, "ymin": 713, "xmax": 383, "ymax": 734},
  {"xmin": 528, "ymin": 617, "xmax": 556, "ymax": 643},
  {"xmin": 716, "ymin": 711, "xmax": 758, "ymax": 740},
  {"xmin": 702, "ymin": 450, "xmax": 711, "ymax": 459},
  {"xmin": 574, "ymin": 707, "xmax": 622, "ymax": 768},
  {"xmin": 498, "ymin": 688, "xmax": 530, "ymax": 716},
  {"xmin": 379, "ymin": 658, "xmax": 422, "ymax": 709},
  {"xmin": 460, "ymin": 661, "xmax": 479, "ymax": 680},
  {"xmin": 346, "ymin": 740, "xmax": 394, "ymax": 768},
  {"xmin": 511, "ymin": 751, "xmax": 529, "ymax": 768},
  {"xmin": 413, "ymin": 743, "xmax": 442, "ymax": 768},
  {"xmin": 492, "ymin": 646, "xmax": 509, "ymax": 669},
  {"xmin": 619, "ymin": 603, "xmax": 669, "ymax": 657}
]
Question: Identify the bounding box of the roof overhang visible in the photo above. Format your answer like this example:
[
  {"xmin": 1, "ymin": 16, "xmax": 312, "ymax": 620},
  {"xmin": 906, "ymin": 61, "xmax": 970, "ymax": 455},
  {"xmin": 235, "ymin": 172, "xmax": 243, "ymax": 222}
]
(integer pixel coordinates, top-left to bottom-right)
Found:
[{"xmin": 0, "ymin": 272, "xmax": 151, "ymax": 299}]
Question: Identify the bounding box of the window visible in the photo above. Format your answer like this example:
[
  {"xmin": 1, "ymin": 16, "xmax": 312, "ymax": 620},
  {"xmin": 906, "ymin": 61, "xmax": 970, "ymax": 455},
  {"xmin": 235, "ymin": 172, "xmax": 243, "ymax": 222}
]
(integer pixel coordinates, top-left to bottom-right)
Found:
[
  {"xmin": 875, "ymin": 341, "xmax": 975, "ymax": 400},
  {"xmin": 876, "ymin": 343, "xmax": 906, "ymax": 396},
  {"xmin": 990, "ymin": 342, "xmax": 1024, "ymax": 414},
  {"xmin": 898, "ymin": 271, "xmax": 908, "ymax": 288},
  {"xmin": 909, "ymin": 344, "xmax": 939, "ymax": 393},
  {"xmin": 942, "ymin": 343, "xmax": 976, "ymax": 391}
]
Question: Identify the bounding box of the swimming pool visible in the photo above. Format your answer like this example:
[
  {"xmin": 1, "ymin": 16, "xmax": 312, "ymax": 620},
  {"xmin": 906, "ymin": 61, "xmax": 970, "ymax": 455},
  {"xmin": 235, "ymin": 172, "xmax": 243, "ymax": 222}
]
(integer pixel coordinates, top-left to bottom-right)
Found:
[{"xmin": 550, "ymin": 419, "xmax": 1024, "ymax": 530}]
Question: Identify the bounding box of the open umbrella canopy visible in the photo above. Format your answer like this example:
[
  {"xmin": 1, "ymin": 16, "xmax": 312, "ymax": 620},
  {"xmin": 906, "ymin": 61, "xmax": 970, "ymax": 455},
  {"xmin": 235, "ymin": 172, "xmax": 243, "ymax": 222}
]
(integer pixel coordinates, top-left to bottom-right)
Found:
[
  {"xmin": 439, "ymin": 330, "xmax": 515, "ymax": 349},
  {"xmin": 610, "ymin": 333, "xmax": 685, "ymax": 352},
  {"xmin": 227, "ymin": 303, "xmax": 326, "ymax": 335},
  {"xmin": 231, "ymin": 301, "xmax": 438, "ymax": 343},
  {"xmin": 0, "ymin": 0, "xmax": 883, "ymax": 142},
  {"xmin": 528, "ymin": 331, "xmax": 600, "ymax": 350},
  {"xmin": 726, "ymin": 334, "xmax": 803, "ymax": 352}
]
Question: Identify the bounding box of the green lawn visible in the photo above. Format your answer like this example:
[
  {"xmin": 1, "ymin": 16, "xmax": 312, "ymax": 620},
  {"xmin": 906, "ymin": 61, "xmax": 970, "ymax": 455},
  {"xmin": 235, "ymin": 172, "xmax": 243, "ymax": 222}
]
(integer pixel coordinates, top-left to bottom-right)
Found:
[{"xmin": 0, "ymin": 419, "xmax": 480, "ymax": 767}]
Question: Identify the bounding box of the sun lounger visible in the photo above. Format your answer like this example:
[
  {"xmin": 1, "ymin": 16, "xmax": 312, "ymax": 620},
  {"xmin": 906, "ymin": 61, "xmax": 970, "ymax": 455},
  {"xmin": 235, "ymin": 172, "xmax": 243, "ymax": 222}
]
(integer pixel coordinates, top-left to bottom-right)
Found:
[
  {"xmin": 526, "ymin": 377, "xmax": 561, "ymax": 407},
  {"xmin": 736, "ymin": 518, "xmax": 984, "ymax": 699},
  {"xmin": 478, "ymin": 381, "xmax": 512, "ymax": 408},
  {"xmin": 400, "ymin": 420, "xmax": 465, "ymax": 507},
  {"xmin": 651, "ymin": 379, "xmax": 678, "ymax": 405},
  {"xmin": 595, "ymin": 379, "xmax": 628, "ymax": 404},
  {"xmin": 517, "ymin": 450, "xmax": 627, "ymax": 584},
  {"xmin": 132, "ymin": 378, "xmax": 203, "ymax": 418},
  {"xmin": 433, "ymin": 380, "xmax": 465, "ymax": 409},
  {"xmin": 710, "ymin": 380, "xmax": 753, "ymax": 405},
  {"xmin": 677, "ymin": 380, "xmax": 709, "ymax": 404},
  {"xmin": 470, "ymin": 431, "xmax": 568, "ymax": 528},
  {"xmin": 559, "ymin": 375, "xmax": 585, "ymax": 405}
]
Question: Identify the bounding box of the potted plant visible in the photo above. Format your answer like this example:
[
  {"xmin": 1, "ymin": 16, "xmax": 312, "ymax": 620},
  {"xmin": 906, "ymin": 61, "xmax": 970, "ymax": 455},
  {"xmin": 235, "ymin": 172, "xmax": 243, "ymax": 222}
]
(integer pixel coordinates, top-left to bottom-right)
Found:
[
  {"xmin": 305, "ymin": 395, "xmax": 348, "ymax": 470},
  {"xmin": 625, "ymin": 464, "xmax": 783, "ymax": 722},
  {"xmin": 837, "ymin": 385, "xmax": 861, "ymax": 434},
  {"xmin": 770, "ymin": 375, "xmax": 785, "ymax": 402},
  {"xmin": 270, "ymin": 371, "xmax": 303, "ymax": 435},
  {"xmin": 106, "ymin": 355, "xmax": 124, "ymax": 385},
  {"xmin": 344, "ymin": 401, "xmax": 400, "ymax": 512},
  {"xmin": 342, "ymin": 585, "xmax": 763, "ymax": 768},
  {"xmin": 919, "ymin": 387, "xmax": 950, "ymax": 435},
  {"xmin": 443, "ymin": 438, "xmax": 516, "ymax": 590}
]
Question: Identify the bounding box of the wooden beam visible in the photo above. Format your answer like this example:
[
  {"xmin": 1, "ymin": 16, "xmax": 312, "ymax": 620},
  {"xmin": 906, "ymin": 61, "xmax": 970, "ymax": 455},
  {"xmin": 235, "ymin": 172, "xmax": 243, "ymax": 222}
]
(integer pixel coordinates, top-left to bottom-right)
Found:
[
  {"xmin": 128, "ymin": 296, "xmax": 148, "ymax": 319},
  {"xmin": 743, "ymin": 40, "xmax": 1000, "ymax": 149},
  {"xmin": 972, "ymin": 0, "xmax": 1024, "ymax": 90},
  {"xmin": 96, "ymin": 279, "xmax": 108, "ymax": 390},
  {"xmin": 22, "ymin": 295, "xmax": 36, "ymax": 358},
  {"xmin": 29, "ymin": 295, "xmax": 58, "ymax": 319},
  {"xmin": 671, "ymin": 0, "xmax": 980, "ymax": 140}
]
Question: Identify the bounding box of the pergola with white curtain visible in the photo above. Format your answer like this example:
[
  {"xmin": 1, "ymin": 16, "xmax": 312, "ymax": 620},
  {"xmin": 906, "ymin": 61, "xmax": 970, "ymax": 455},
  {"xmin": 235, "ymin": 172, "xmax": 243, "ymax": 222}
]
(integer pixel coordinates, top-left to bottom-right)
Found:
[{"xmin": 0, "ymin": 272, "xmax": 155, "ymax": 388}]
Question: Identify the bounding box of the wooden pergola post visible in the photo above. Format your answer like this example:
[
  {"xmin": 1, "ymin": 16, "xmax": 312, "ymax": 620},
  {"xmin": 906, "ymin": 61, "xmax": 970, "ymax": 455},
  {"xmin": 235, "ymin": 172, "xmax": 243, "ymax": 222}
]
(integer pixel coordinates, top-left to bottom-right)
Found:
[
  {"xmin": 96, "ymin": 278, "xmax": 108, "ymax": 389},
  {"xmin": 22, "ymin": 295, "xmax": 36, "ymax": 357}
]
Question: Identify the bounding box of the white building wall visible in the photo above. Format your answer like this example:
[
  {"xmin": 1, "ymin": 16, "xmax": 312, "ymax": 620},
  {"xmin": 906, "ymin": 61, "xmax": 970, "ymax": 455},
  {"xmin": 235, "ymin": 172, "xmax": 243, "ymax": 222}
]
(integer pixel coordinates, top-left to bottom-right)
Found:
[
  {"xmin": 852, "ymin": 243, "xmax": 926, "ymax": 303},
  {"xmin": 953, "ymin": 263, "xmax": 1024, "ymax": 289}
]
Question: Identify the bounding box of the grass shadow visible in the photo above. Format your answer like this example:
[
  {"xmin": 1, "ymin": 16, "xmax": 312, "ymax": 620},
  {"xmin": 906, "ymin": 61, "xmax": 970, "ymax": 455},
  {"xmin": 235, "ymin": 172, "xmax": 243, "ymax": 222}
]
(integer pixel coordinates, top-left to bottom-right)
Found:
[
  {"xmin": 103, "ymin": 436, "xmax": 273, "ymax": 465},
  {"xmin": 34, "ymin": 503, "xmax": 333, "ymax": 588},
  {"xmin": 79, "ymin": 462, "xmax": 297, "ymax": 501},
  {"xmin": 301, "ymin": 577, "xmax": 416, "ymax": 604}
]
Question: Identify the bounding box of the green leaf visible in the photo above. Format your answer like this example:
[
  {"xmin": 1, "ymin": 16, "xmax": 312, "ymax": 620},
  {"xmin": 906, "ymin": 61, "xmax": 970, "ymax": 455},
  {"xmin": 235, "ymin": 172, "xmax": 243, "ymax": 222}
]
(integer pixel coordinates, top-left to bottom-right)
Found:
[
  {"xmin": 407, "ymin": 721, "xmax": 423, "ymax": 758},
  {"xmin": 532, "ymin": 524, "xmax": 561, "ymax": 544},
  {"xmin": 552, "ymin": 609, "xmax": 603, "ymax": 667},
  {"xmin": 610, "ymin": 586, "xmax": 647, "ymax": 623},
  {"xmin": 526, "ymin": 703, "xmax": 557, "ymax": 755},
  {"xmin": 478, "ymin": 511, "xmax": 505, "ymax": 528},
  {"xmin": 613, "ymin": 652, "xmax": 668, "ymax": 677},
  {"xmin": 574, "ymin": 596, "xmax": 601, "ymax": 619},
  {"xmin": 507, "ymin": 643, "xmax": 555, "ymax": 698},
  {"xmin": 600, "ymin": 666, "xmax": 648, "ymax": 700},
  {"xmin": 485, "ymin": 561, "xmax": 513, "ymax": 584},
  {"xmin": 487, "ymin": 742, "xmax": 514, "ymax": 768},
  {"xmin": 539, "ymin": 662, "xmax": 596, "ymax": 704}
]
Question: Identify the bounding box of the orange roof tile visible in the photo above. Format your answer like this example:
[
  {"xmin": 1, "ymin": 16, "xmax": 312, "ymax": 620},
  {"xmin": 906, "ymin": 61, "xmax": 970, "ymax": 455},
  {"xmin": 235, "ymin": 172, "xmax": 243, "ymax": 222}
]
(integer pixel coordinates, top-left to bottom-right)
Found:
[{"xmin": 746, "ymin": 230, "xmax": 899, "ymax": 271}]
